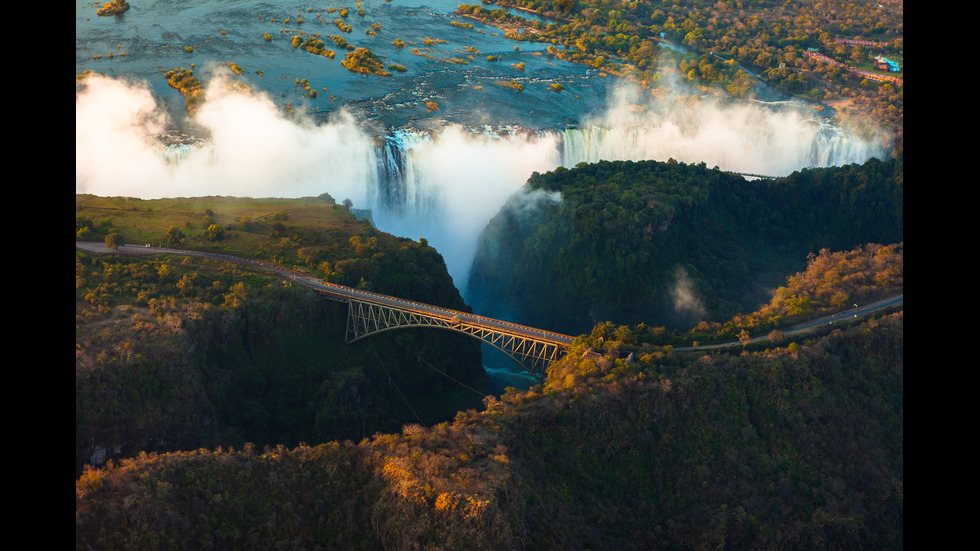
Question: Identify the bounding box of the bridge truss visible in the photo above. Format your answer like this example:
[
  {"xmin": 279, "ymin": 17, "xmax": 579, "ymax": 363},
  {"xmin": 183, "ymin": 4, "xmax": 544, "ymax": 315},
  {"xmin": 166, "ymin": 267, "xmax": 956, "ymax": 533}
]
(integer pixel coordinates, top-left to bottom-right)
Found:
[{"xmin": 338, "ymin": 297, "xmax": 569, "ymax": 382}]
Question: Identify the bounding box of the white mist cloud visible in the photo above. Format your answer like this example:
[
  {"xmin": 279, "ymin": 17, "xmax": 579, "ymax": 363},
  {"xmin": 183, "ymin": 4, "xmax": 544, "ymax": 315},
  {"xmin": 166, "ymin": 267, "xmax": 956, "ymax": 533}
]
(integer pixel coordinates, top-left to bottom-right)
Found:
[
  {"xmin": 567, "ymin": 82, "xmax": 884, "ymax": 176},
  {"xmin": 76, "ymin": 74, "xmax": 172, "ymax": 196},
  {"xmin": 504, "ymin": 187, "xmax": 564, "ymax": 218},
  {"xmin": 183, "ymin": 80, "xmax": 379, "ymax": 201},
  {"xmin": 376, "ymin": 126, "xmax": 561, "ymax": 295},
  {"xmin": 76, "ymin": 72, "xmax": 378, "ymax": 201},
  {"xmin": 670, "ymin": 266, "xmax": 706, "ymax": 320}
]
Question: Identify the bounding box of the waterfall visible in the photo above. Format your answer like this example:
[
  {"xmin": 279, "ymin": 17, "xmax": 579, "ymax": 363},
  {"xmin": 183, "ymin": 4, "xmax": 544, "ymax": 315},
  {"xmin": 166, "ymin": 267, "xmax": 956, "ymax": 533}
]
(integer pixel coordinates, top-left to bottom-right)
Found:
[
  {"xmin": 373, "ymin": 128, "xmax": 436, "ymax": 217},
  {"xmin": 83, "ymin": 72, "xmax": 886, "ymax": 301},
  {"xmin": 154, "ymin": 120, "xmax": 881, "ymax": 218},
  {"xmin": 148, "ymin": 119, "xmax": 881, "ymax": 298},
  {"xmin": 804, "ymin": 125, "xmax": 880, "ymax": 169},
  {"xmin": 159, "ymin": 143, "xmax": 199, "ymax": 165},
  {"xmin": 550, "ymin": 122, "xmax": 882, "ymax": 177},
  {"xmin": 156, "ymin": 120, "xmax": 881, "ymax": 224}
]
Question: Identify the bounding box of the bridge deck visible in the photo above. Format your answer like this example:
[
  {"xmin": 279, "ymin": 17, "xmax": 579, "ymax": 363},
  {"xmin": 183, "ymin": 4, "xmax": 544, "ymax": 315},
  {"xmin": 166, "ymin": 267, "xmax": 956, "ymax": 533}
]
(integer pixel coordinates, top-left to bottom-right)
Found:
[
  {"xmin": 75, "ymin": 241, "xmax": 576, "ymax": 379},
  {"xmin": 309, "ymin": 279, "xmax": 575, "ymax": 347}
]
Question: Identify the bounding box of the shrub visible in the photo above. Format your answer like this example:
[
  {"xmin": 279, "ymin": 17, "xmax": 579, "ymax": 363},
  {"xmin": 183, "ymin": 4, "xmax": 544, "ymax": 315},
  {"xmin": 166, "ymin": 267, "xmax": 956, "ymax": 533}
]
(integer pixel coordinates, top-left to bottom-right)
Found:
[{"xmin": 96, "ymin": 0, "xmax": 129, "ymax": 16}]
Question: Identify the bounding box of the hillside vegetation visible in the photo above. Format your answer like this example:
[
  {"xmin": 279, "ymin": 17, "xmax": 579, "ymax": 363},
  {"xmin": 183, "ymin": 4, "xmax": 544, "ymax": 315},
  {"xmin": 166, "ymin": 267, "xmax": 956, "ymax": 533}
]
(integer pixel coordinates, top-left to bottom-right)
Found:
[
  {"xmin": 76, "ymin": 169, "xmax": 901, "ymax": 549},
  {"xmin": 77, "ymin": 269, "xmax": 902, "ymax": 549},
  {"xmin": 468, "ymin": 157, "xmax": 902, "ymax": 334},
  {"xmin": 676, "ymin": 241, "xmax": 902, "ymax": 346},
  {"xmin": 76, "ymin": 194, "xmax": 489, "ymax": 476}
]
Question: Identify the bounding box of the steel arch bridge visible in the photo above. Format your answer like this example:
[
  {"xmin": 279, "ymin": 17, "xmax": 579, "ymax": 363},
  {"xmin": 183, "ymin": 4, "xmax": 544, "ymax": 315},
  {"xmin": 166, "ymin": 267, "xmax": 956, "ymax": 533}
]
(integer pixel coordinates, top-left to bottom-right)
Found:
[
  {"xmin": 316, "ymin": 285, "xmax": 574, "ymax": 383},
  {"xmin": 70, "ymin": 241, "xmax": 574, "ymax": 382}
]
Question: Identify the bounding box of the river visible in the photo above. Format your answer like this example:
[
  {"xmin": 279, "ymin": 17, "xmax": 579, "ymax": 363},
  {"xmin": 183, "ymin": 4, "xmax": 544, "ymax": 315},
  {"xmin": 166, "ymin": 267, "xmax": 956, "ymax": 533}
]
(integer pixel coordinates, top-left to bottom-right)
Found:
[{"xmin": 76, "ymin": 0, "xmax": 611, "ymax": 131}]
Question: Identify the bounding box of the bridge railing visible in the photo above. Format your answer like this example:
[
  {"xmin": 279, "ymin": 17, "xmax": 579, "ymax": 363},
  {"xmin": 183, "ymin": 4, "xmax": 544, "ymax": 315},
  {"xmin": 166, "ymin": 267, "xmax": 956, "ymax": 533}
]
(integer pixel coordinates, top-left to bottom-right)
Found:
[
  {"xmin": 311, "ymin": 280, "xmax": 576, "ymax": 346},
  {"xmin": 85, "ymin": 241, "xmax": 576, "ymax": 347}
]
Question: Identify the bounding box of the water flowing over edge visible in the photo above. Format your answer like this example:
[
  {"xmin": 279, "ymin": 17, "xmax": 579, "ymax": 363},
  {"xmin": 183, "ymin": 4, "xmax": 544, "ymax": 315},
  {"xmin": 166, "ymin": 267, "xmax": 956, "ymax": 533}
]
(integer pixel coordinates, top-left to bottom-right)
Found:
[
  {"xmin": 159, "ymin": 119, "xmax": 880, "ymax": 213},
  {"xmin": 78, "ymin": 73, "xmax": 885, "ymax": 303}
]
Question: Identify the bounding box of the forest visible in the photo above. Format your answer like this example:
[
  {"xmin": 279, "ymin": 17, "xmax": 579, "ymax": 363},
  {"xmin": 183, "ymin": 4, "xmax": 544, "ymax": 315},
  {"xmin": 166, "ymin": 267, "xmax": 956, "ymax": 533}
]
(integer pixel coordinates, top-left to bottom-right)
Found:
[
  {"xmin": 76, "ymin": 195, "xmax": 491, "ymax": 477},
  {"xmin": 76, "ymin": 270, "xmax": 902, "ymax": 549},
  {"xmin": 467, "ymin": 156, "xmax": 902, "ymax": 335},
  {"xmin": 77, "ymin": 155, "xmax": 902, "ymax": 548}
]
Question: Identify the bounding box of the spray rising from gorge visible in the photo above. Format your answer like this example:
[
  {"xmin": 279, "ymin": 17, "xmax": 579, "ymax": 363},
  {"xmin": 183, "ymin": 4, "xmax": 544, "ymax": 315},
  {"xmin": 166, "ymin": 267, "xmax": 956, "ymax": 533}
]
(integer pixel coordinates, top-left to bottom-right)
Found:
[{"xmin": 76, "ymin": 72, "xmax": 885, "ymax": 299}]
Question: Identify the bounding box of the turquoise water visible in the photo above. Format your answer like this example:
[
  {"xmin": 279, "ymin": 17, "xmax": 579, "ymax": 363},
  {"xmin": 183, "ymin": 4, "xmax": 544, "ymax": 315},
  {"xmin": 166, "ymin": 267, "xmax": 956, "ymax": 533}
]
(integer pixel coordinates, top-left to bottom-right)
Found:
[{"xmin": 76, "ymin": 0, "xmax": 610, "ymax": 131}]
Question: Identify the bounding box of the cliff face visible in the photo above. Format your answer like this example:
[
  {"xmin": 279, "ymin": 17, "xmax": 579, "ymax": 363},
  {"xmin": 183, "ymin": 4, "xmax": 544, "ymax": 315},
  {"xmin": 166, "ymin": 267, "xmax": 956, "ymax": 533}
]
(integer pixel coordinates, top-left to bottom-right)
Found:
[
  {"xmin": 467, "ymin": 158, "xmax": 903, "ymax": 334},
  {"xmin": 75, "ymin": 249, "xmax": 489, "ymax": 477},
  {"xmin": 186, "ymin": 286, "xmax": 488, "ymax": 448}
]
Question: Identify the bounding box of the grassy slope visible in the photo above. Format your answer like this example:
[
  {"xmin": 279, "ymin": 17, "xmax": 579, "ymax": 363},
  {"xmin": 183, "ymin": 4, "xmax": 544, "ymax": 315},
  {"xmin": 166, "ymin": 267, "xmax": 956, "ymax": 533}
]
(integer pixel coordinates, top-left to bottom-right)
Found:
[{"xmin": 76, "ymin": 194, "xmax": 364, "ymax": 261}]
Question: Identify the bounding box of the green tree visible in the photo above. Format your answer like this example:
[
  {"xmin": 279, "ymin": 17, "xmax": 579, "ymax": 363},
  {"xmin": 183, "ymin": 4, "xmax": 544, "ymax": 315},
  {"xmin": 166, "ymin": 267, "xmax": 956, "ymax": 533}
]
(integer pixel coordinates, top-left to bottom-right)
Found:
[
  {"xmin": 105, "ymin": 232, "xmax": 124, "ymax": 250},
  {"xmin": 555, "ymin": 0, "xmax": 577, "ymax": 15},
  {"xmin": 165, "ymin": 226, "xmax": 186, "ymax": 247},
  {"xmin": 206, "ymin": 224, "xmax": 225, "ymax": 241}
]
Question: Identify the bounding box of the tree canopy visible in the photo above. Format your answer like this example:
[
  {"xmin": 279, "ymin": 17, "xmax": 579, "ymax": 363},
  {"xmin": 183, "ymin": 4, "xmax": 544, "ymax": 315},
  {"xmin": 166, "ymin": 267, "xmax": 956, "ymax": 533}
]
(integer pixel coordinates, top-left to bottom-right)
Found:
[{"xmin": 468, "ymin": 157, "xmax": 902, "ymax": 334}]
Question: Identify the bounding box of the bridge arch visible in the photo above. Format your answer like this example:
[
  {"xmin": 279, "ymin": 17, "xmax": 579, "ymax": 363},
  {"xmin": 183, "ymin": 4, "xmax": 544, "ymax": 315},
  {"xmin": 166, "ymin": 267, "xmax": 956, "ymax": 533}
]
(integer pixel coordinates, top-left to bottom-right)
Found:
[
  {"xmin": 71, "ymin": 242, "xmax": 573, "ymax": 382},
  {"xmin": 342, "ymin": 298, "xmax": 569, "ymax": 382}
]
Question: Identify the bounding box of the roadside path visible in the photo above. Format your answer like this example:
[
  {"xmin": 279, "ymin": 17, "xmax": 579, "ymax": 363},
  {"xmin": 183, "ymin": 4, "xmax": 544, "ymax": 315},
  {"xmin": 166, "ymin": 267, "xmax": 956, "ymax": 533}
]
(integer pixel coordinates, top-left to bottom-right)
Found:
[
  {"xmin": 75, "ymin": 241, "xmax": 576, "ymax": 346},
  {"xmin": 678, "ymin": 294, "xmax": 903, "ymax": 350},
  {"xmin": 76, "ymin": 241, "xmax": 900, "ymax": 350}
]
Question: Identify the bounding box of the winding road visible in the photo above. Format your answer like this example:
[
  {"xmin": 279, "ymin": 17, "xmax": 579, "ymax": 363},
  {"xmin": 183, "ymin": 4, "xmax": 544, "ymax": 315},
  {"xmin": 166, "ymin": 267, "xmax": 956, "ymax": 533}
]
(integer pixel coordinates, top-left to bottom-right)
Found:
[
  {"xmin": 678, "ymin": 294, "xmax": 903, "ymax": 350},
  {"xmin": 75, "ymin": 241, "xmax": 576, "ymax": 346}
]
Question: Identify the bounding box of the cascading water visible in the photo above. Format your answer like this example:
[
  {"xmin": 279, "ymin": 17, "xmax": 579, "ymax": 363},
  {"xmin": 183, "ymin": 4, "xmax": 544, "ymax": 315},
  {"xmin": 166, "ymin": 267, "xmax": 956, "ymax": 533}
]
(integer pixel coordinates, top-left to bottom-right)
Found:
[
  {"xmin": 550, "ymin": 120, "xmax": 881, "ymax": 176},
  {"xmin": 805, "ymin": 124, "xmax": 879, "ymax": 169},
  {"xmin": 160, "ymin": 121, "xmax": 878, "ymax": 205},
  {"xmin": 361, "ymin": 123, "xmax": 880, "ymax": 218},
  {"xmin": 155, "ymin": 118, "xmax": 881, "ymax": 294},
  {"xmin": 131, "ymin": 69, "xmax": 885, "ymax": 303},
  {"xmin": 373, "ymin": 129, "xmax": 436, "ymax": 217}
]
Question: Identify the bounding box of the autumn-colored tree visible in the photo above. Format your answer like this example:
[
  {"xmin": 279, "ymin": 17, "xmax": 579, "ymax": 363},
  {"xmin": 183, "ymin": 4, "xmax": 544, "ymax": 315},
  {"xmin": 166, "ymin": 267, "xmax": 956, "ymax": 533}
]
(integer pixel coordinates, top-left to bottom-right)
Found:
[
  {"xmin": 156, "ymin": 263, "xmax": 176, "ymax": 283},
  {"xmin": 737, "ymin": 329, "xmax": 751, "ymax": 346},
  {"xmin": 223, "ymin": 281, "xmax": 248, "ymax": 307},
  {"xmin": 96, "ymin": 0, "xmax": 129, "ymax": 16},
  {"xmin": 784, "ymin": 294, "xmax": 813, "ymax": 316}
]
